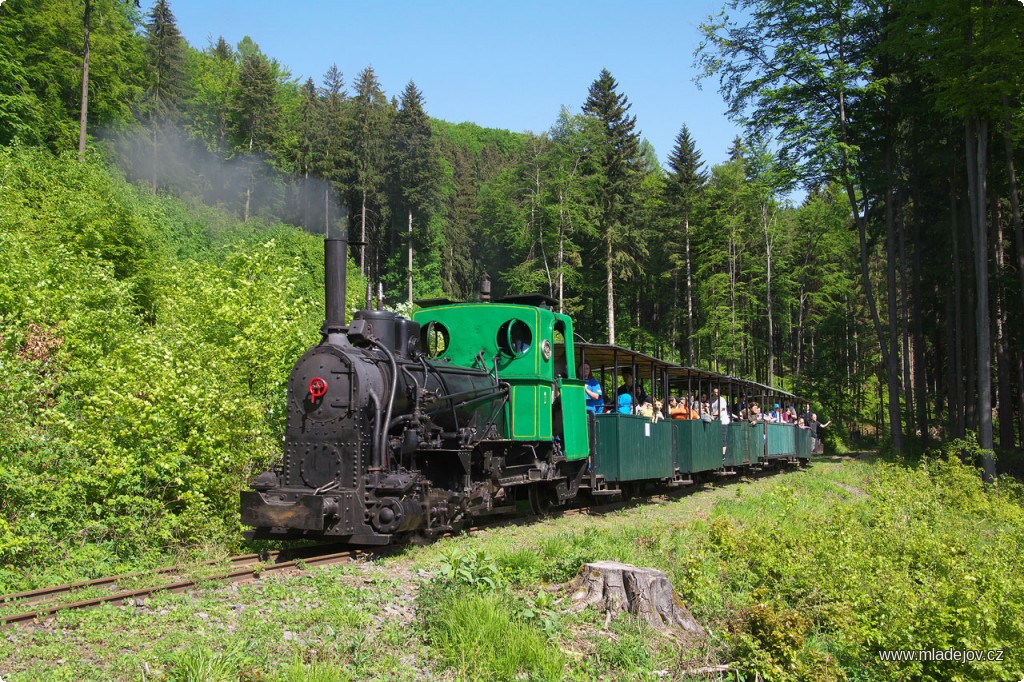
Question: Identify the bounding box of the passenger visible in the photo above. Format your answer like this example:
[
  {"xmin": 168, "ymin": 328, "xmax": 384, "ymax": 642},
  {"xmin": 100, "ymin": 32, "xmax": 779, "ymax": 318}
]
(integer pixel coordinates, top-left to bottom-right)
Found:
[
  {"xmin": 786, "ymin": 402, "xmax": 798, "ymax": 423},
  {"xmin": 809, "ymin": 413, "xmax": 832, "ymax": 453},
  {"xmin": 711, "ymin": 388, "xmax": 731, "ymax": 456},
  {"xmin": 616, "ymin": 369, "xmax": 648, "ymax": 407},
  {"xmin": 616, "ymin": 392, "xmax": 633, "ymax": 415},
  {"xmin": 582, "ymin": 363, "xmax": 604, "ymax": 415},
  {"xmin": 768, "ymin": 404, "xmax": 781, "ymax": 423},
  {"xmin": 747, "ymin": 401, "xmax": 762, "ymax": 425},
  {"xmin": 668, "ymin": 396, "xmax": 684, "ymax": 419},
  {"xmin": 797, "ymin": 417, "xmax": 810, "ymax": 429},
  {"xmin": 801, "ymin": 402, "xmax": 813, "ymax": 428},
  {"xmin": 669, "ymin": 396, "xmax": 693, "ymax": 420}
]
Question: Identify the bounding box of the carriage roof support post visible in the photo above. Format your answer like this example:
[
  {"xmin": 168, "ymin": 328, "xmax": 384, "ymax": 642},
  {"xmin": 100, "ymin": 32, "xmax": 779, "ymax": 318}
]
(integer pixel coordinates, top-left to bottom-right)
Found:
[
  {"xmin": 661, "ymin": 367, "xmax": 670, "ymax": 418},
  {"xmin": 650, "ymin": 361, "xmax": 655, "ymax": 408},
  {"xmin": 612, "ymin": 349, "xmax": 619, "ymax": 414}
]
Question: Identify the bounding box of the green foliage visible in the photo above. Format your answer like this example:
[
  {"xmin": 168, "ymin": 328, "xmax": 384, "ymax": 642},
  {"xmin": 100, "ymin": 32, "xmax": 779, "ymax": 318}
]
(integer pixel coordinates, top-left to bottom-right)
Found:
[
  {"xmin": 436, "ymin": 547, "xmax": 505, "ymax": 592},
  {"xmin": 169, "ymin": 643, "xmax": 253, "ymax": 682},
  {"xmin": 419, "ymin": 587, "xmax": 565, "ymax": 682},
  {"xmin": 0, "ymin": 145, "xmax": 331, "ymax": 589}
]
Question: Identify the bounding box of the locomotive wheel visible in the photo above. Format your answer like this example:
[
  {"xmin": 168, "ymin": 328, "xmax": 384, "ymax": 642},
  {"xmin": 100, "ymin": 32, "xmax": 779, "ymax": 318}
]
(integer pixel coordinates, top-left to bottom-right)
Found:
[{"xmin": 527, "ymin": 484, "xmax": 556, "ymax": 515}]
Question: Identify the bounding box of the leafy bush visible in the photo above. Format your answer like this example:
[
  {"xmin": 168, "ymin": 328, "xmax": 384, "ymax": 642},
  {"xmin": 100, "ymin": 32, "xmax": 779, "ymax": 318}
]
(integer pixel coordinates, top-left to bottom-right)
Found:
[{"xmin": 0, "ymin": 145, "xmax": 366, "ymax": 588}]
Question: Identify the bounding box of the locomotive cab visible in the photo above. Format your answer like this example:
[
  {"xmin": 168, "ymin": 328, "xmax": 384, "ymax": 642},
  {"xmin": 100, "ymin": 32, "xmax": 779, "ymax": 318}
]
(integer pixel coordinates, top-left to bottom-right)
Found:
[{"xmin": 413, "ymin": 298, "xmax": 589, "ymax": 461}]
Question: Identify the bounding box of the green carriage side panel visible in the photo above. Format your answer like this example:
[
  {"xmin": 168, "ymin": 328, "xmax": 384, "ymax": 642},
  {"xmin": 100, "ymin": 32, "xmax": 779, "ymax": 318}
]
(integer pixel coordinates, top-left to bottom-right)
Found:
[
  {"xmin": 671, "ymin": 420, "xmax": 692, "ymax": 473},
  {"xmin": 725, "ymin": 423, "xmax": 752, "ymax": 466},
  {"xmin": 749, "ymin": 422, "xmax": 766, "ymax": 460},
  {"xmin": 592, "ymin": 414, "xmax": 673, "ymax": 482},
  {"xmin": 766, "ymin": 424, "xmax": 797, "ymax": 457},
  {"xmin": 558, "ymin": 378, "xmax": 589, "ymax": 460},
  {"xmin": 795, "ymin": 428, "xmax": 812, "ymax": 458},
  {"xmin": 673, "ymin": 420, "xmax": 723, "ymax": 474}
]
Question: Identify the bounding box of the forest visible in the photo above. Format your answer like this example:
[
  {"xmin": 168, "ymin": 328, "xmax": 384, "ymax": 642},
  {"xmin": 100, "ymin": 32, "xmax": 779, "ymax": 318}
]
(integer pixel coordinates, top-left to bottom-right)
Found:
[{"xmin": 1, "ymin": 0, "xmax": 1023, "ymax": 583}]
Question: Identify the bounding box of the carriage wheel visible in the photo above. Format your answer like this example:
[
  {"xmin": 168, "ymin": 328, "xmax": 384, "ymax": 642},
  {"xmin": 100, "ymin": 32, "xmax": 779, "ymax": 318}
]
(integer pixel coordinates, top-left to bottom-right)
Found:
[{"xmin": 528, "ymin": 483, "xmax": 555, "ymax": 515}]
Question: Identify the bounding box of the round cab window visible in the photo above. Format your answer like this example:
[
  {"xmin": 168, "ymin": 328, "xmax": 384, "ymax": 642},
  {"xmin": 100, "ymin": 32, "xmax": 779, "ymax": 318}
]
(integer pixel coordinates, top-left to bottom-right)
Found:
[
  {"xmin": 497, "ymin": 319, "xmax": 532, "ymax": 357},
  {"xmin": 421, "ymin": 321, "xmax": 450, "ymax": 358}
]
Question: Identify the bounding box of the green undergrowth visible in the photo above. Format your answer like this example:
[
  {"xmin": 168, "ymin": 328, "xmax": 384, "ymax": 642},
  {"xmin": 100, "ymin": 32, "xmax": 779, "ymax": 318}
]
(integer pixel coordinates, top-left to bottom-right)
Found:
[
  {"xmin": 0, "ymin": 145, "xmax": 366, "ymax": 591},
  {"xmin": 1, "ymin": 455, "xmax": 1021, "ymax": 681}
]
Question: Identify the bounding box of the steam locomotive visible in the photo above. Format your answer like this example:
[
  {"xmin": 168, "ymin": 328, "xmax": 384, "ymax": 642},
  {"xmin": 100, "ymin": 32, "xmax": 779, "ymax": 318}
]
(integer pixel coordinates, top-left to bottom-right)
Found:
[{"xmin": 241, "ymin": 238, "xmax": 811, "ymax": 545}]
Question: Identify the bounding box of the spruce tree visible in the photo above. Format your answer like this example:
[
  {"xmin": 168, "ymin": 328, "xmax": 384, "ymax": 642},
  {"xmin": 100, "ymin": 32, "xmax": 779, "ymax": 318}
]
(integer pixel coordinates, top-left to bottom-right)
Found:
[
  {"xmin": 665, "ymin": 124, "xmax": 707, "ymax": 364},
  {"xmin": 349, "ymin": 66, "xmax": 393, "ymax": 283},
  {"xmin": 142, "ymin": 0, "xmax": 188, "ymax": 118},
  {"xmin": 229, "ymin": 45, "xmax": 280, "ymax": 221},
  {"xmin": 391, "ymin": 80, "xmax": 442, "ymax": 304},
  {"xmin": 582, "ymin": 68, "xmax": 643, "ymax": 344}
]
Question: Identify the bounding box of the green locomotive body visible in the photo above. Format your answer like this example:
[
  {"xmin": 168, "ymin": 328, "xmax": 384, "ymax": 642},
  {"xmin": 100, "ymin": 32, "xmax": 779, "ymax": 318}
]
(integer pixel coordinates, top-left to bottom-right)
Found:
[{"xmin": 413, "ymin": 301, "xmax": 589, "ymax": 461}]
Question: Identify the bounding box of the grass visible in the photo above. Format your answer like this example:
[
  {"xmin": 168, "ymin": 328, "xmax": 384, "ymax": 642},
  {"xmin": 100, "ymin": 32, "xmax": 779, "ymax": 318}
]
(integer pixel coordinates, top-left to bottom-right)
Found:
[{"xmin": 0, "ymin": 454, "xmax": 1021, "ymax": 681}]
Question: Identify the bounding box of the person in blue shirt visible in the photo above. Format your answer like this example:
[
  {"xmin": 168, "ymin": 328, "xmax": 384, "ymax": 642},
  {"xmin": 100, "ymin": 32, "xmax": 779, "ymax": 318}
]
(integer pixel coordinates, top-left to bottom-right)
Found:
[
  {"xmin": 616, "ymin": 392, "xmax": 633, "ymax": 414},
  {"xmin": 582, "ymin": 363, "xmax": 604, "ymax": 414}
]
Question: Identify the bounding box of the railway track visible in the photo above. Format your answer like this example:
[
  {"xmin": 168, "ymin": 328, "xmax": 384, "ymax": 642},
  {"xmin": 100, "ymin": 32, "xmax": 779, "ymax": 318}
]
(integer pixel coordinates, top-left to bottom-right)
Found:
[
  {"xmin": 1, "ymin": 462, "xmax": 797, "ymax": 628},
  {"xmin": 0, "ymin": 545, "xmax": 367, "ymax": 628}
]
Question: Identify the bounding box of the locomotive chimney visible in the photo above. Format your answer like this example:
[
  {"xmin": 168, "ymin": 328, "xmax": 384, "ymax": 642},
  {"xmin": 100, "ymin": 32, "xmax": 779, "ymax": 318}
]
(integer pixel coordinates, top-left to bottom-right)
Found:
[{"xmin": 323, "ymin": 237, "xmax": 347, "ymax": 335}]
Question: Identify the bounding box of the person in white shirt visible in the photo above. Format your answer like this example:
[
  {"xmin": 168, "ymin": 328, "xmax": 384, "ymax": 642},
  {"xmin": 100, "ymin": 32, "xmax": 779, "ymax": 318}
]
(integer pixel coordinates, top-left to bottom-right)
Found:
[{"xmin": 711, "ymin": 388, "xmax": 731, "ymax": 456}]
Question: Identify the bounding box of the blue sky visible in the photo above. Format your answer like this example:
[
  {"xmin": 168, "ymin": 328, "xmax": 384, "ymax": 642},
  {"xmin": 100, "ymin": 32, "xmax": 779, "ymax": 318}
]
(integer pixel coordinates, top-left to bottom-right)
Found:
[{"xmin": 165, "ymin": 0, "xmax": 740, "ymax": 169}]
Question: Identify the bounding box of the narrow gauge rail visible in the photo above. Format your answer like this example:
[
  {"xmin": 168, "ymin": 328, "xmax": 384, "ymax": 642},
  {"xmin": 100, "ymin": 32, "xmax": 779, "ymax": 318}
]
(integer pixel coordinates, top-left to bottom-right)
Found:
[
  {"xmin": 0, "ymin": 546, "xmax": 366, "ymax": 628},
  {"xmin": 3, "ymin": 456, "xmax": 801, "ymax": 628}
]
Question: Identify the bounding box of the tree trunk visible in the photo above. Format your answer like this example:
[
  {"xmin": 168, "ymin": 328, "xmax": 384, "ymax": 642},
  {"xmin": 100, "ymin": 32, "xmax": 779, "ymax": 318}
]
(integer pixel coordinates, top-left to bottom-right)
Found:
[
  {"xmin": 569, "ymin": 561, "xmax": 705, "ymax": 636},
  {"xmin": 360, "ymin": 189, "xmax": 368, "ymax": 276},
  {"xmin": 685, "ymin": 216, "xmax": 694, "ymax": 366},
  {"xmin": 764, "ymin": 203, "xmax": 774, "ymax": 387},
  {"xmin": 898, "ymin": 211, "xmax": 915, "ymax": 436},
  {"xmin": 965, "ymin": 119, "xmax": 996, "ymax": 479},
  {"xmin": 910, "ymin": 211, "xmax": 928, "ymax": 445},
  {"xmin": 884, "ymin": 140, "xmax": 905, "ymax": 452},
  {"xmin": 995, "ymin": 201, "xmax": 1014, "ymax": 450},
  {"xmin": 407, "ymin": 208, "xmax": 414, "ymax": 306},
  {"xmin": 78, "ymin": 0, "xmax": 91, "ymax": 162},
  {"xmin": 951, "ymin": 169, "xmax": 966, "ymax": 438},
  {"xmin": 1001, "ymin": 103, "xmax": 1024, "ymax": 314},
  {"xmin": 606, "ymin": 225, "xmax": 615, "ymax": 345}
]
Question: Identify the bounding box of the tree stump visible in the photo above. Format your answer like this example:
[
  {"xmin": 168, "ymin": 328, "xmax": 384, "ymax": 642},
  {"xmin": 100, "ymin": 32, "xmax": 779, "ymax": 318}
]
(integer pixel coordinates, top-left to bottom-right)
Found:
[{"xmin": 569, "ymin": 561, "xmax": 705, "ymax": 636}]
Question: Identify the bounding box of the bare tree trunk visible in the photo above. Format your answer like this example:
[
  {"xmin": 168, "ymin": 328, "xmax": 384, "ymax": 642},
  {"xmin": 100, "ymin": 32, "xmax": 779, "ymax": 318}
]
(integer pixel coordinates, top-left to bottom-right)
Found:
[
  {"xmin": 965, "ymin": 119, "xmax": 996, "ymax": 479},
  {"xmin": 763, "ymin": 203, "xmax": 774, "ymax": 387},
  {"xmin": 407, "ymin": 208, "xmax": 414, "ymax": 306},
  {"xmin": 606, "ymin": 226, "xmax": 615, "ymax": 344},
  {"xmin": 360, "ymin": 189, "xmax": 368, "ymax": 275},
  {"xmin": 1001, "ymin": 103, "xmax": 1024, "ymax": 313},
  {"xmin": 685, "ymin": 216, "xmax": 694, "ymax": 365},
  {"xmin": 995, "ymin": 201, "xmax": 1014, "ymax": 449},
  {"xmin": 911, "ymin": 218, "xmax": 928, "ymax": 444},
  {"xmin": 78, "ymin": 0, "xmax": 91, "ymax": 161},
  {"xmin": 951, "ymin": 170, "xmax": 966, "ymax": 438},
  {"xmin": 671, "ymin": 269, "xmax": 679, "ymax": 363},
  {"xmin": 884, "ymin": 140, "xmax": 905, "ymax": 452},
  {"xmin": 898, "ymin": 212, "xmax": 915, "ymax": 436}
]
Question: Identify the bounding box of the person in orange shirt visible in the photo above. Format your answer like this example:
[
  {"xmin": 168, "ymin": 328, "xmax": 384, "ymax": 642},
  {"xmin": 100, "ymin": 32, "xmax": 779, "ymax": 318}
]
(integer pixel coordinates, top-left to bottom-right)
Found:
[{"xmin": 669, "ymin": 396, "xmax": 699, "ymax": 420}]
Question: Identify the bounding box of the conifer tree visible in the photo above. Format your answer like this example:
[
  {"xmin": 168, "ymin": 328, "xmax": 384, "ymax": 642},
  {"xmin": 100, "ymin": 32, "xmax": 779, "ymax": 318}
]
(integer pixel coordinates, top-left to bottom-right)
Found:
[
  {"xmin": 141, "ymin": 0, "xmax": 188, "ymax": 117},
  {"xmin": 391, "ymin": 81, "xmax": 442, "ymax": 304},
  {"xmin": 582, "ymin": 68, "xmax": 643, "ymax": 344},
  {"xmin": 664, "ymin": 124, "xmax": 707, "ymax": 364},
  {"xmin": 229, "ymin": 44, "xmax": 280, "ymax": 221},
  {"xmin": 350, "ymin": 66, "xmax": 393, "ymax": 283}
]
